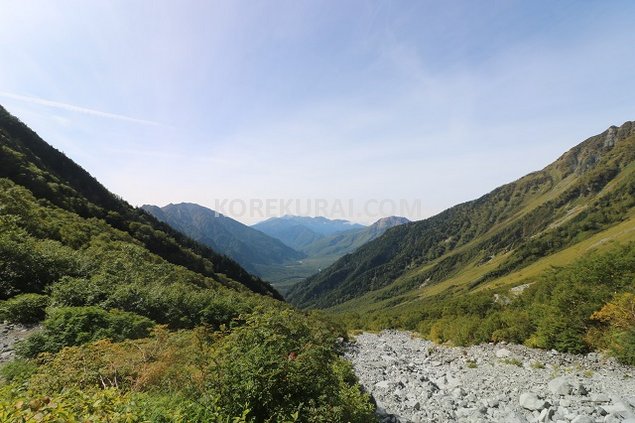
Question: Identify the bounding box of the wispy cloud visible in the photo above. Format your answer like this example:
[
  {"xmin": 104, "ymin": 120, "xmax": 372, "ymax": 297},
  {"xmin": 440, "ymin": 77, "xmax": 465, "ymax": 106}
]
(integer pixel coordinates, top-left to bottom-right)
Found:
[{"xmin": 0, "ymin": 91, "xmax": 165, "ymax": 127}]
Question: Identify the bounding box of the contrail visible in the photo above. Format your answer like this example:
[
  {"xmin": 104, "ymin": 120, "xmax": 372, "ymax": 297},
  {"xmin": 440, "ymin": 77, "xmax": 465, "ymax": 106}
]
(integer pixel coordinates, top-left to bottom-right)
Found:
[{"xmin": 0, "ymin": 91, "xmax": 165, "ymax": 127}]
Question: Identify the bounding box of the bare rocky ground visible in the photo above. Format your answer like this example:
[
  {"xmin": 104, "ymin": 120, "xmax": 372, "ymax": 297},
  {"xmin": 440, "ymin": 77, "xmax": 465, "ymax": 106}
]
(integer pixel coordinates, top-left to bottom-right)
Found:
[
  {"xmin": 345, "ymin": 331, "xmax": 635, "ymax": 423},
  {"xmin": 0, "ymin": 322, "xmax": 41, "ymax": 365}
]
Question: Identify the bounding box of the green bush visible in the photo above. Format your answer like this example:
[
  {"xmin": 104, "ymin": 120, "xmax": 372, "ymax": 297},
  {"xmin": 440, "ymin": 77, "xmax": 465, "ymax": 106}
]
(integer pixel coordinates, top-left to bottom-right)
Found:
[
  {"xmin": 206, "ymin": 309, "xmax": 375, "ymax": 422},
  {"xmin": 0, "ymin": 294, "xmax": 50, "ymax": 324},
  {"xmin": 17, "ymin": 306, "xmax": 155, "ymax": 357},
  {"xmin": 11, "ymin": 312, "xmax": 375, "ymax": 422}
]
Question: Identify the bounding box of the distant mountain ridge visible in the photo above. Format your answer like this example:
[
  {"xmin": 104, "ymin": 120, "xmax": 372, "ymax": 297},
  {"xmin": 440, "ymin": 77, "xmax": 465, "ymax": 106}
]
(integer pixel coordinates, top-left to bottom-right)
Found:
[
  {"xmin": 250, "ymin": 215, "xmax": 410, "ymax": 292},
  {"xmin": 301, "ymin": 216, "xmax": 410, "ymax": 258},
  {"xmin": 142, "ymin": 203, "xmax": 305, "ymax": 275},
  {"xmin": 287, "ymin": 121, "xmax": 635, "ymax": 309},
  {"xmin": 252, "ymin": 215, "xmax": 366, "ymax": 250},
  {"xmin": 139, "ymin": 206, "xmax": 409, "ymax": 293}
]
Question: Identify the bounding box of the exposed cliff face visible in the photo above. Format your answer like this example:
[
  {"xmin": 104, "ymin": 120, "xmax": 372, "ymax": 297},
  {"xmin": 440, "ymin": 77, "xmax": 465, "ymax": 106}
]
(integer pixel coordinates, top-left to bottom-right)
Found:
[{"xmin": 369, "ymin": 216, "xmax": 411, "ymax": 233}]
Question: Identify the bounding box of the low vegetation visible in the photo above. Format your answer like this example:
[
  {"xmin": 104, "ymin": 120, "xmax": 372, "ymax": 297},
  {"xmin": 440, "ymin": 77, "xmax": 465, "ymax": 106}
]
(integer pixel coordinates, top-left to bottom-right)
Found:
[
  {"xmin": 338, "ymin": 242, "xmax": 635, "ymax": 365},
  {"xmin": 1, "ymin": 311, "xmax": 374, "ymax": 422},
  {"xmin": 0, "ymin": 106, "xmax": 376, "ymax": 422}
]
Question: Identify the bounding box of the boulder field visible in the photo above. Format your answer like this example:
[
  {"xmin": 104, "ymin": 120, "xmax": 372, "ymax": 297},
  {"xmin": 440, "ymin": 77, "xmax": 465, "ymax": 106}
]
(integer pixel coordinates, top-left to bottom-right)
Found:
[{"xmin": 346, "ymin": 331, "xmax": 635, "ymax": 423}]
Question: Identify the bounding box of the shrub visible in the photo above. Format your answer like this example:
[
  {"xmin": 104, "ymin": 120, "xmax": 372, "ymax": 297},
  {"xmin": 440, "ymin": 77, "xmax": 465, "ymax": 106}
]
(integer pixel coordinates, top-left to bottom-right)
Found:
[
  {"xmin": 0, "ymin": 385, "xmax": 244, "ymax": 423},
  {"xmin": 17, "ymin": 313, "xmax": 376, "ymax": 422},
  {"xmin": 0, "ymin": 294, "xmax": 50, "ymax": 324},
  {"xmin": 16, "ymin": 306, "xmax": 155, "ymax": 357},
  {"xmin": 205, "ymin": 309, "xmax": 375, "ymax": 422},
  {"xmin": 589, "ymin": 292, "xmax": 635, "ymax": 365}
]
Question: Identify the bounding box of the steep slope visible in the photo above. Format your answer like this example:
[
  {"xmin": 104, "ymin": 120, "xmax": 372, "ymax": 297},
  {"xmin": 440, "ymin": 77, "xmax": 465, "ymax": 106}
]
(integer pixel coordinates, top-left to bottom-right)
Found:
[
  {"xmin": 0, "ymin": 105, "xmax": 279, "ymax": 299},
  {"xmin": 252, "ymin": 215, "xmax": 365, "ymax": 250},
  {"xmin": 142, "ymin": 202, "xmax": 305, "ymax": 274},
  {"xmin": 288, "ymin": 121, "xmax": 635, "ymax": 309}
]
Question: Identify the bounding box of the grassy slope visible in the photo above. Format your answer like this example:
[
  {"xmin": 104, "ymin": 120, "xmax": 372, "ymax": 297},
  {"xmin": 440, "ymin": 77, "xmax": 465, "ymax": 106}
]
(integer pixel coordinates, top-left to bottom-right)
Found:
[
  {"xmin": 329, "ymin": 211, "xmax": 635, "ymax": 316},
  {"xmin": 289, "ymin": 121, "xmax": 635, "ymax": 313}
]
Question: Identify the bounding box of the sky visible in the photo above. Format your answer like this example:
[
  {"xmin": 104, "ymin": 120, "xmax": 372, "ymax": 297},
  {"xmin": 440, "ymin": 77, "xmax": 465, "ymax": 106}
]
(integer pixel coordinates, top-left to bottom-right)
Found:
[{"xmin": 1, "ymin": 1, "xmax": 635, "ymax": 225}]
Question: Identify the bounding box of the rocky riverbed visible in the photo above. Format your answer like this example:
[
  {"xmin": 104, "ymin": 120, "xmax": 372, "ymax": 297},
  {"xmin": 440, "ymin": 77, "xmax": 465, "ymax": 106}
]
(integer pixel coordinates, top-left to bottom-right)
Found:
[{"xmin": 345, "ymin": 331, "xmax": 635, "ymax": 423}]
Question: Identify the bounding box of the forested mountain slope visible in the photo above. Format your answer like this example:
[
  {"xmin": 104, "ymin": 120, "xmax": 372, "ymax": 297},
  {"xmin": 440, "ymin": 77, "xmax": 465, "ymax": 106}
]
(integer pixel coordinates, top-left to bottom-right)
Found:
[
  {"xmin": 0, "ymin": 105, "xmax": 279, "ymax": 299},
  {"xmin": 142, "ymin": 203, "xmax": 305, "ymax": 275},
  {"xmin": 288, "ymin": 121, "xmax": 635, "ymax": 309},
  {"xmin": 0, "ymin": 105, "xmax": 374, "ymax": 421},
  {"xmin": 249, "ymin": 216, "xmax": 409, "ymax": 293}
]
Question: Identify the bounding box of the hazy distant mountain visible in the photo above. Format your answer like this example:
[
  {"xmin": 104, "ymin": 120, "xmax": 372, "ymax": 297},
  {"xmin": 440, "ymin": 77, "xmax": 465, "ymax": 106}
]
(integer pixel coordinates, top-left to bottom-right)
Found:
[
  {"xmin": 302, "ymin": 216, "xmax": 410, "ymax": 258},
  {"xmin": 251, "ymin": 216, "xmax": 408, "ymax": 293},
  {"xmin": 142, "ymin": 203, "xmax": 305, "ymax": 274},
  {"xmin": 252, "ymin": 215, "xmax": 365, "ymax": 250}
]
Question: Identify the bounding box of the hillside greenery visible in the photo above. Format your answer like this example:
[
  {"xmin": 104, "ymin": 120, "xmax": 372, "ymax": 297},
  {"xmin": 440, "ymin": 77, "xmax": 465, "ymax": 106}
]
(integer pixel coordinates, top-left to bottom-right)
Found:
[
  {"xmin": 337, "ymin": 241, "xmax": 635, "ymax": 365},
  {"xmin": 285, "ymin": 121, "xmax": 635, "ymax": 366},
  {"xmin": 0, "ymin": 106, "xmax": 375, "ymax": 422},
  {"xmin": 253, "ymin": 217, "xmax": 409, "ymax": 293},
  {"xmin": 0, "ymin": 105, "xmax": 279, "ymax": 299},
  {"xmin": 288, "ymin": 122, "xmax": 635, "ymax": 311}
]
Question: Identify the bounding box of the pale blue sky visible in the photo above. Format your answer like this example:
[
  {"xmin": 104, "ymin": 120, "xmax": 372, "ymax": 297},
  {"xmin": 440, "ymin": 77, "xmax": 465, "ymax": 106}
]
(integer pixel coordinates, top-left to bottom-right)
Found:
[{"xmin": 1, "ymin": 1, "xmax": 634, "ymax": 224}]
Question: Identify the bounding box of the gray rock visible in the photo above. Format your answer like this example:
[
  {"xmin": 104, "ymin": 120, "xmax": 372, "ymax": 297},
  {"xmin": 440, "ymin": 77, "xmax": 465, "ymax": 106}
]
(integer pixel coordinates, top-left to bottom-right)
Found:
[
  {"xmin": 548, "ymin": 376, "xmax": 572, "ymax": 396},
  {"xmin": 344, "ymin": 331, "xmax": 635, "ymax": 423},
  {"xmin": 591, "ymin": 393, "xmax": 611, "ymax": 404},
  {"xmin": 571, "ymin": 416, "xmax": 594, "ymax": 423},
  {"xmin": 496, "ymin": 348, "xmax": 512, "ymax": 358},
  {"xmin": 504, "ymin": 411, "xmax": 529, "ymax": 423},
  {"xmin": 375, "ymin": 380, "xmax": 392, "ymax": 389},
  {"xmin": 572, "ymin": 382, "xmax": 589, "ymax": 396},
  {"xmin": 520, "ymin": 392, "xmax": 549, "ymax": 411},
  {"xmin": 539, "ymin": 408, "xmax": 554, "ymax": 422},
  {"xmin": 604, "ymin": 414, "xmax": 622, "ymax": 423}
]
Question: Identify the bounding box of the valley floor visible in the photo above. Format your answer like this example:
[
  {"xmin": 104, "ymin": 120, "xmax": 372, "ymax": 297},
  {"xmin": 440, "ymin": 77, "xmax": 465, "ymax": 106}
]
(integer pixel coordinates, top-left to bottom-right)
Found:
[{"xmin": 346, "ymin": 331, "xmax": 635, "ymax": 423}]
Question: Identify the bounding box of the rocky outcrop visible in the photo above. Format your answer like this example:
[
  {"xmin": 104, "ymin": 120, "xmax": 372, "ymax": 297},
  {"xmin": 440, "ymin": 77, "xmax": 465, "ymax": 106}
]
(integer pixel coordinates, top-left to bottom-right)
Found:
[
  {"xmin": 0, "ymin": 322, "xmax": 41, "ymax": 364},
  {"xmin": 346, "ymin": 331, "xmax": 635, "ymax": 423}
]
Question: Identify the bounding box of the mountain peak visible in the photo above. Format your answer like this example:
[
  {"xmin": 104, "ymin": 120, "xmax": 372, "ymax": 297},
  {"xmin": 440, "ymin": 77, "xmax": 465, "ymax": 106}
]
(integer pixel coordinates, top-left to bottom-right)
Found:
[{"xmin": 142, "ymin": 203, "xmax": 305, "ymax": 273}]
